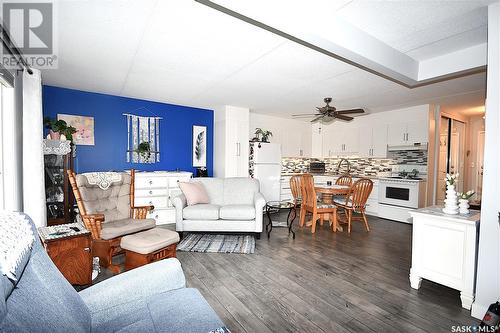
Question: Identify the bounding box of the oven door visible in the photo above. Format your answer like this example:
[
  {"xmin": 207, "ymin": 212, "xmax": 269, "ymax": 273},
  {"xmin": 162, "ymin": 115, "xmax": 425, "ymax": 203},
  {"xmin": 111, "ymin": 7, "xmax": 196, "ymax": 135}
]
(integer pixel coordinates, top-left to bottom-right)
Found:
[{"xmin": 379, "ymin": 181, "xmax": 419, "ymax": 208}]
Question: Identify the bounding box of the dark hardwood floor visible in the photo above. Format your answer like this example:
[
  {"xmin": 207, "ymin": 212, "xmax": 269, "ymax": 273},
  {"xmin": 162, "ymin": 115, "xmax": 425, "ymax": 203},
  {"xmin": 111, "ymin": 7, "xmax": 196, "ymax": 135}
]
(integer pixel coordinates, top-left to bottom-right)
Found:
[{"xmin": 177, "ymin": 216, "xmax": 478, "ymax": 333}]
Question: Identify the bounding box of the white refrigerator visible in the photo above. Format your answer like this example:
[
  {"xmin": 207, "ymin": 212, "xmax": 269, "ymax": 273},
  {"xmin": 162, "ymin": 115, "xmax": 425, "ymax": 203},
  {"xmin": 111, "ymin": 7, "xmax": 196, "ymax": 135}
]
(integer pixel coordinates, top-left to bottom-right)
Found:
[{"xmin": 252, "ymin": 143, "xmax": 281, "ymax": 202}]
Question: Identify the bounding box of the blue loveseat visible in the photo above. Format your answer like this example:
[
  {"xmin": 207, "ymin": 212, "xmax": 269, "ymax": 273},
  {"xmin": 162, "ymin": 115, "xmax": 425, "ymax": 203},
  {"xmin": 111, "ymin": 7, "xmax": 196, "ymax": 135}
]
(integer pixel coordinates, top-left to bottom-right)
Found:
[{"xmin": 0, "ymin": 215, "xmax": 225, "ymax": 333}]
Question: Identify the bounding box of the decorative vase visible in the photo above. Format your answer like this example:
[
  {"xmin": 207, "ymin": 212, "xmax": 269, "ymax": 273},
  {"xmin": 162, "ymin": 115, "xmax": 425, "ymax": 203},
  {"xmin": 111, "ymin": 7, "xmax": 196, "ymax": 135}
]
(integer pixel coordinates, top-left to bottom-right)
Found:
[
  {"xmin": 442, "ymin": 184, "xmax": 459, "ymax": 215},
  {"xmin": 458, "ymin": 199, "xmax": 470, "ymax": 215},
  {"xmin": 49, "ymin": 130, "xmax": 60, "ymax": 140}
]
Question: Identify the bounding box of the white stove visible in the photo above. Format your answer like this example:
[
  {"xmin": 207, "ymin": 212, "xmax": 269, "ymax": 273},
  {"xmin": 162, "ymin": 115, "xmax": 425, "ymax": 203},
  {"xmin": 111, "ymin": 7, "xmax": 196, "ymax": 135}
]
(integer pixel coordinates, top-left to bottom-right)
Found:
[{"xmin": 378, "ymin": 177, "xmax": 427, "ymax": 223}]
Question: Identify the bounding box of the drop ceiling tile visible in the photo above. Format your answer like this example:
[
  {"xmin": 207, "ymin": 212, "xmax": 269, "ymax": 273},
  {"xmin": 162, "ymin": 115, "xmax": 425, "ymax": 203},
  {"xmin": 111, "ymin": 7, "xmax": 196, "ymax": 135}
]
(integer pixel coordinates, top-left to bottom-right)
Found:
[
  {"xmin": 128, "ymin": 0, "xmax": 286, "ymax": 82},
  {"xmin": 42, "ymin": 0, "xmax": 158, "ymax": 92}
]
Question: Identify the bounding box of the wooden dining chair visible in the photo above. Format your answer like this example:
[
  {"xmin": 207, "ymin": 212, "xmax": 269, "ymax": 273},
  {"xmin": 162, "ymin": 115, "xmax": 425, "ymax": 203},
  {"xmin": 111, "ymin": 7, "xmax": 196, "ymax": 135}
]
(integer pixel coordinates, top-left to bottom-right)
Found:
[
  {"xmin": 336, "ymin": 175, "xmax": 353, "ymax": 187},
  {"xmin": 334, "ymin": 175, "xmax": 353, "ymax": 202},
  {"xmin": 299, "ymin": 174, "xmax": 337, "ymax": 233},
  {"xmin": 290, "ymin": 175, "xmax": 302, "ymax": 206},
  {"xmin": 289, "ymin": 175, "xmax": 302, "ymax": 223},
  {"xmin": 334, "ymin": 178, "xmax": 373, "ymax": 233}
]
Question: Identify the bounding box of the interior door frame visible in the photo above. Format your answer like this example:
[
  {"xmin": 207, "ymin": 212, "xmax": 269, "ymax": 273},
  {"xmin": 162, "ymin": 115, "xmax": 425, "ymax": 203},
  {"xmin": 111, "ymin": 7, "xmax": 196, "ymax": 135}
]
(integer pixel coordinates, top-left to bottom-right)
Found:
[
  {"xmin": 476, "ymin": 130, "xmax": 485, "ymax": 198},
  {"xmin": 433, "ymin": 111, "xmax": 469, "ymax": 204}
]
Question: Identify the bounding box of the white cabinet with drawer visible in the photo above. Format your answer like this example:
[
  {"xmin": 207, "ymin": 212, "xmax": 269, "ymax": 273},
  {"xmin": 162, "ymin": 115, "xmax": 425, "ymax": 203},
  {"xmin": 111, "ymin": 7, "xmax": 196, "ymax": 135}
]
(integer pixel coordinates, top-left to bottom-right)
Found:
[{"xmin": 134, "ymin": 171, "xmax": 192, "ymax": 225}]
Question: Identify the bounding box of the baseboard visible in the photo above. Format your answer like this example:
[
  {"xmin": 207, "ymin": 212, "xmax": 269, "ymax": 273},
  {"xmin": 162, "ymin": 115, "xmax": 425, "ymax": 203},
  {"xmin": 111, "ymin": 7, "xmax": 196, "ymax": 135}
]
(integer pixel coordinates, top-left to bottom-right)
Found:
[{"xmin": 471, "ymin": 301, "xmax": 488, "ymax": 319}]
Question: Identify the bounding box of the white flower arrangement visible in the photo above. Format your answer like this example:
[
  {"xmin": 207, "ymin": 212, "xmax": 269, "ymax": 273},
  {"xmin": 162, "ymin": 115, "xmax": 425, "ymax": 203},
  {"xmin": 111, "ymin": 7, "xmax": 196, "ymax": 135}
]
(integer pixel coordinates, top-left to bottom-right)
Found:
[
  {"xmin": 445, "ymin": 173, "xmax": 459, "ymax": 186},
  {"xmin": 458, "ymin": 190, "xmax": 475, "ymax": 200}
]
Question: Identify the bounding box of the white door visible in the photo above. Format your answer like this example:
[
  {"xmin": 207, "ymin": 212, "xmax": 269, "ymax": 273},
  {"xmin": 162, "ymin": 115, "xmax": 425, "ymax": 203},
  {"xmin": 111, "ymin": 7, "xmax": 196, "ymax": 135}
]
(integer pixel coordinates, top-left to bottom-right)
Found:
[
  {"xmin": 372, "ymin": 123, "xmax": 388, "ymax": 157},
  {"xmin": 387, "ymin": 122, "xmax": 406, "ymax": 146},
  {"xmin": 254, "ymin": 164, "xmax": 281, "ymax": 202},
  {"xmin": 225, "ymin": 122, "xmax": 239, "ymax": 177}
]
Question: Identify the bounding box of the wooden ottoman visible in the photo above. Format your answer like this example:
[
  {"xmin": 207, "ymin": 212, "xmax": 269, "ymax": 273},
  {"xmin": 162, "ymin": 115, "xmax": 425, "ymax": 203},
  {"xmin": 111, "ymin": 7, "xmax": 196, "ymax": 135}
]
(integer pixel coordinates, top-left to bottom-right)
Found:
[{"xmin": 121, "ymin": 228, "xmax": 180, "ymax": 270}]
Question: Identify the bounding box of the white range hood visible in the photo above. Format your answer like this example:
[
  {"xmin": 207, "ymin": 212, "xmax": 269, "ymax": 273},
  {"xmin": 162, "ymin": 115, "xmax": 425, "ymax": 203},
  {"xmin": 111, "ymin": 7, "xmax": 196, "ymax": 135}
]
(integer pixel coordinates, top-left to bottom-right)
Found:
[{"xmin": 387, "ymin": 143, "xmax": 428, "ymax": 152}]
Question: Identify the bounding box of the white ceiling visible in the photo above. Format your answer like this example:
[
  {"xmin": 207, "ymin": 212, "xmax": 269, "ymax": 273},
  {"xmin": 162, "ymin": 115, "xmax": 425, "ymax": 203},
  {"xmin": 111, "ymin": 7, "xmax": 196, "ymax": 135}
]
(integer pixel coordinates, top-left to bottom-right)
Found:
[
  {"xmin": 41, "ymin": 0, "xmax": 489, "ymax": 119},
  {"xmin": 337, "ymin": 1, "xmax": 494, "ymax": 60}
]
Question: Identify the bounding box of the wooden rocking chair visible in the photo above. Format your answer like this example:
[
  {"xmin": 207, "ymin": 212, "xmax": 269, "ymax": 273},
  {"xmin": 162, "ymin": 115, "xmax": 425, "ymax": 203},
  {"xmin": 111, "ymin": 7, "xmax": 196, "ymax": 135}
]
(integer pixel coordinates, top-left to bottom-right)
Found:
[{"xmin": 68, "ymin": 169, "xmax": 154, "ymax": 273}]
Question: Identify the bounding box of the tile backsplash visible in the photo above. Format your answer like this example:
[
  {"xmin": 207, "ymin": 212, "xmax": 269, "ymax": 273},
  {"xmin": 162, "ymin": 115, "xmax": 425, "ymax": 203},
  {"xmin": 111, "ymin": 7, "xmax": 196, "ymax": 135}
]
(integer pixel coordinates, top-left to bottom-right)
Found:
[{"xmin": 282, "ymin": 149, "xmax": 428, "ymax": 176}]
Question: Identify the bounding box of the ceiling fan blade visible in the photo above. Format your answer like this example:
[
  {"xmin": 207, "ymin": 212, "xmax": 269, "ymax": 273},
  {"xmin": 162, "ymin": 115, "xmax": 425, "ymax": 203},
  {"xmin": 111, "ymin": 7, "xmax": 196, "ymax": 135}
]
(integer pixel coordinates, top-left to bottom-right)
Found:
[
  {"xmin": 292, "ymin": 113, "xmax": 322, "ymax": 116},
  {"xmin": 336, "ymin": 108, "xmax": 365, "ymax": 114},
  {"xmin": 335, "ymin": 114, "xmax": 354, "ymax": 121},
  {"xmin": 310, "ymin": 115, "xmax": 325, "ymax": 123}
]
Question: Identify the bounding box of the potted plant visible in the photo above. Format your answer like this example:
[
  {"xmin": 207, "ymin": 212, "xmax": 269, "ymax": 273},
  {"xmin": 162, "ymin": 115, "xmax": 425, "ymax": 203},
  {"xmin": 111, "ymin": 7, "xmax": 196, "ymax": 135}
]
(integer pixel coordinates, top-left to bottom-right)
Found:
[
  {"xmin": 253, "ymin": 128, "xmax": 264, "ymax": 142},
  {"xmin": 457, "ymin": 190, "xmax": 475, "ymax": 215},
  {"xmin": 136, "ymin": 141, "xmax": 151, "ymax": 160},
  {"xmin": 261, "ymin": 130, "xmax": 273, "ymax": 143},
  {"xmin": 254, "ymin": 128, "xmax": 273, "ymax": 142},
  {"xmin": 43, "ymin": 117, "xmax": 77, "ymax": 141}
]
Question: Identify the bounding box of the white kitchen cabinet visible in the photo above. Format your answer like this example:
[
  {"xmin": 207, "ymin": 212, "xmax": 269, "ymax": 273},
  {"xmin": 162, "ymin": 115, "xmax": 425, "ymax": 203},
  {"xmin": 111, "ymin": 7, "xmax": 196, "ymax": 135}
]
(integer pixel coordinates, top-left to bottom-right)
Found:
[
  {"xmin": 406, "ymin": 120, "xmax": 428, "ymax": 144},
  {"xmin": 359, "ymin": 124, "xmax": 388, "ymax": 158},
  {"xmin": 388, "ymin": 121, "xmax": 428, "ymax": 146},
  {"xmin": 280, "ymin": 129, "xmax": 310, "ymax": 157},
  {"xmin": 214, "ymin": 106, "xmax": 249, "ymax": 177},
  {"xmin": 134, "ymin": 171, "xmax": 192, "ymax": 225},
  {"xmin": 325, "ymin": 125, "xmax": 359, "ymax": 156},
  {"xmin": 299, "ymin": 130, "xmax": 312, "ymax": 157},
  {"xmin": 322, "ymin": 126, "xmax": 336, "ymax": 157},
  {"xmin": 311, "ymin": 123, "xmax": 323, "ymax": 158}
]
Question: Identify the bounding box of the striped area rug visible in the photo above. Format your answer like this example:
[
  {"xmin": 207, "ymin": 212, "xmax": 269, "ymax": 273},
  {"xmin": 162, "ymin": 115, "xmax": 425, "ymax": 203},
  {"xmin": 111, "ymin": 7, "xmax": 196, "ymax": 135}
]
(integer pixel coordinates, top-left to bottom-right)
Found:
[{"xmin": 177, "ymin": 233, "xmax": 255, "ymax": 254}]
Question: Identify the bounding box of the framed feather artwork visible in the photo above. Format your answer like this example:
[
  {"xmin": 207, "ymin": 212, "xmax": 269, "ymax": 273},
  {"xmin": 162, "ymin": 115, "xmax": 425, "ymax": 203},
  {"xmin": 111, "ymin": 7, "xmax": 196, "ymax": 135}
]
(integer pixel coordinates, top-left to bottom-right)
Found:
[{"xmin": 192, "ymin": 125, "xmax": 207, "ymax": 167}]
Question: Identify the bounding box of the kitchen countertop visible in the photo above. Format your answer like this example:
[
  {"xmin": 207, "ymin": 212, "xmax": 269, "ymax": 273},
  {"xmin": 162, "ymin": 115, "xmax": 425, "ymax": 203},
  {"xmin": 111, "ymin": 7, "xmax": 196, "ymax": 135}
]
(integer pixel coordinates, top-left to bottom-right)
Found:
[
  {"xmin": 410, "ymin": 205, "xmax": 480, "ymax": 223},
  {"xmin": 280, "ymin": 172, "xmax": 381, "ymax": 179}
]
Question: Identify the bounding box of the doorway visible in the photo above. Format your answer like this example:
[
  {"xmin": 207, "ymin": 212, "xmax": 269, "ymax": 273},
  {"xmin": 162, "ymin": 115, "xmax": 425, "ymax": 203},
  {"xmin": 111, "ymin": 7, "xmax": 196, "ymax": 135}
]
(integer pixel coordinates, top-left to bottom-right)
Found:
[{"xmin": 436, "ymin": 116, "xmax": 466, "ymax": 204}]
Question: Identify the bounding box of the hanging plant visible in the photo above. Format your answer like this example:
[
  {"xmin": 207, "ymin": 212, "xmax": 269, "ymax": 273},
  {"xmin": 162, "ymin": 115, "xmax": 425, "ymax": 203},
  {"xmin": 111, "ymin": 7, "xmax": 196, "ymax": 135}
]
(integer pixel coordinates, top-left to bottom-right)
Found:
[{"xmin": 136, "ymin": 141, "xmax": 151, "ymax": 160}]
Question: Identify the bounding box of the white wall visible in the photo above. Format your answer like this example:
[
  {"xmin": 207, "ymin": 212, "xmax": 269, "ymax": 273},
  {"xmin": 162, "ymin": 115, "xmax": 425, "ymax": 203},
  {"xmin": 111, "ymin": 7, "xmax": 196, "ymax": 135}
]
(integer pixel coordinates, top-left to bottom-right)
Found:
[
  {"xmin": 348, "ymin": 104, "xmax": 429, "ymax": 126},
  {"xmin": 249, "ymin": 112, "xmax": 311, "ymax": 157},
  {"xmin": 471, "ymin": 2, "xmax": 500, "ymax": 319}
]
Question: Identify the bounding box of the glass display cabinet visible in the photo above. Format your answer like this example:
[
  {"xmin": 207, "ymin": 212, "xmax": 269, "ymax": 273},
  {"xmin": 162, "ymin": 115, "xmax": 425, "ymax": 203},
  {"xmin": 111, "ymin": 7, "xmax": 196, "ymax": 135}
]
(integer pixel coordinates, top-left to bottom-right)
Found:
[{"xmin": 43, "ymin": 139, "xmax": 74, "ymax": 226}]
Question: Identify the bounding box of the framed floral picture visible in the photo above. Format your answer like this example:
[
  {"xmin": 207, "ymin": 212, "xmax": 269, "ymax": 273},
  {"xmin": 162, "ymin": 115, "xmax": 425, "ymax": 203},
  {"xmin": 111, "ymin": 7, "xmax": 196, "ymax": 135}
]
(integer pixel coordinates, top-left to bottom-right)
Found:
[
  {"xmin": 57, "ymin": 114, "xmax": 94, "ymax": 145},
  {"xmin": 192, "ymin": 125, "xmax": 207, "ymax": 167}
]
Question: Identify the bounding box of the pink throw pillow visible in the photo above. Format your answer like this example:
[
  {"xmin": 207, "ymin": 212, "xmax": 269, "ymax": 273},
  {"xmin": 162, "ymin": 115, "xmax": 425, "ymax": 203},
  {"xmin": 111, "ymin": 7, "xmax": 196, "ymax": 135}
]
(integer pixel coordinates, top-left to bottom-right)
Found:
[{"xmin": 178, "ymin": 181, "xmax": 210, "ymax": 206}]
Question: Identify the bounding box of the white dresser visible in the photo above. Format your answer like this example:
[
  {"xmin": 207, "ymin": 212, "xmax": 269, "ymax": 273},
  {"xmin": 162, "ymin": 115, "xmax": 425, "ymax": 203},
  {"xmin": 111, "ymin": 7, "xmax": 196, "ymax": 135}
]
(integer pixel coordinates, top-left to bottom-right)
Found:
[
  {"xmin": 409, "ymin": 206, "xmax": 480, "ymax": 310},
  {"xmin": 133, "ymin": 171, "xmax": 192, "ymax": 225}
]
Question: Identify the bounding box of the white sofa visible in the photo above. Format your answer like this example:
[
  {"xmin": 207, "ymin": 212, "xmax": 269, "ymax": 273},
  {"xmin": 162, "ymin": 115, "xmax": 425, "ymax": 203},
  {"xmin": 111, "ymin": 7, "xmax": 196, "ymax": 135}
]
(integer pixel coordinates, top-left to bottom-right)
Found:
[{"xmin": 171, "ymin": 177, "xmax": 266, "ymax": 238}]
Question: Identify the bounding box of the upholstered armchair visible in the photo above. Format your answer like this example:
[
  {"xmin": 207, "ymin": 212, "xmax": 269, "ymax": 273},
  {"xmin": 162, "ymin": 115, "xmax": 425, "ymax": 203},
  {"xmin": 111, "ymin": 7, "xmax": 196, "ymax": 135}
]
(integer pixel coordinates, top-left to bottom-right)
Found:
[{"xmin": 68, "ymin": 169, "xmax": 155, "ymax": 273}]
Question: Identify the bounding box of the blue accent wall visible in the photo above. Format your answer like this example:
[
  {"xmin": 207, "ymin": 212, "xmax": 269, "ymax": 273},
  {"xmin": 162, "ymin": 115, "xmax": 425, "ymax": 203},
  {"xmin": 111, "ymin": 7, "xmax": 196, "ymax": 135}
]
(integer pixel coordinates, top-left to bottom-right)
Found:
[{"xmin": 42, "ymin": 85, "xmax": 213, "ymax": 175}]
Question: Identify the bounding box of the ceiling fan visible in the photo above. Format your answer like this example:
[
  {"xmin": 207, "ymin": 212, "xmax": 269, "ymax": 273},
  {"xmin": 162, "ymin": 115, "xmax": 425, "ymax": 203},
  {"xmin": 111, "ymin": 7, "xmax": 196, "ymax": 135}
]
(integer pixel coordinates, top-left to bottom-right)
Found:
[{"xmin": 292, "ymin": 97, "xmax": 365, "ymax": 123}]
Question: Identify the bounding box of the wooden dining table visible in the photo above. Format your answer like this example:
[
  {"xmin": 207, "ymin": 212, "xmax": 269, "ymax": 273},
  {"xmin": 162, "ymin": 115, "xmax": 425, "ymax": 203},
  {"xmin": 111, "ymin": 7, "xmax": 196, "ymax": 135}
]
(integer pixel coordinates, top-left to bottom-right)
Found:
[{"xmin": 315, "ymin": 184, "xmax": 350, "ymax": 232}]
